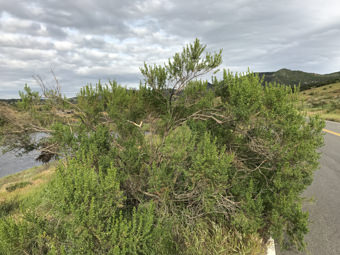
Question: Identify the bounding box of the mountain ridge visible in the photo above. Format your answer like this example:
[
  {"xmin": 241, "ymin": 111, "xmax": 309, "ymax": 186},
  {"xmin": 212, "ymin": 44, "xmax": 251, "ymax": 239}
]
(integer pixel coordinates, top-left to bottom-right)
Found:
[{"xmin": 256, "ymin": 69, "xmax": 340, "ymax": 90}]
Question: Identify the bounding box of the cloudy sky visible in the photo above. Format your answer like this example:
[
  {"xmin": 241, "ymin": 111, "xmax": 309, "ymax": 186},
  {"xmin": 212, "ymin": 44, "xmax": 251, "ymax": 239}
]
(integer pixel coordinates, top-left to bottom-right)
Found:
[{"xmin": 1, "ymin": 0, "xmax": 340, "ymax": 98}]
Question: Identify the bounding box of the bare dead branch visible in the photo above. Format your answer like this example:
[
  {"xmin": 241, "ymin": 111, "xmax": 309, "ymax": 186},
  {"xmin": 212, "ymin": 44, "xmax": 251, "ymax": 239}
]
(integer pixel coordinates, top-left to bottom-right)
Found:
[{"xmin": 127, "ymin": 120, "xmax": 143, "ymax": 128}]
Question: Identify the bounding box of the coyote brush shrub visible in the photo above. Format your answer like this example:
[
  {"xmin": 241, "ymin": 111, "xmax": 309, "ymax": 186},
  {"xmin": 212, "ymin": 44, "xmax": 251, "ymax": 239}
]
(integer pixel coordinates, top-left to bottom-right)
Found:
[{"xmin": 0, "ymin": 39, "xmax": 324, "ymax": 254}]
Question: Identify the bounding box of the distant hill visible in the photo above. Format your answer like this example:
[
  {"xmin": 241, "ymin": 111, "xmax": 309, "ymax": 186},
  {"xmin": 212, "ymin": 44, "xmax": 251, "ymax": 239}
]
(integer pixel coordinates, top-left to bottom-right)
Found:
[
  {"xmin": 256, "ymin": 69, "xmax": 340, "ymax": 90},
  {"xmin": 300, "ymin": 81, "xmax": 340, "ymax": 122}
]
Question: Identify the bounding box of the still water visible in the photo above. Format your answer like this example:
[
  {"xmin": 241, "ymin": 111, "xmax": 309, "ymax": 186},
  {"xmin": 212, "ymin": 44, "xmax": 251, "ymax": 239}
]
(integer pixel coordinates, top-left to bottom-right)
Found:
[
  {"xmin": 0, "ymin": 149, "xmax": 42, "ymax": 178},
  {"xmin": 0, "ymin": 133, "xmax": 48, "ymax": 178}
]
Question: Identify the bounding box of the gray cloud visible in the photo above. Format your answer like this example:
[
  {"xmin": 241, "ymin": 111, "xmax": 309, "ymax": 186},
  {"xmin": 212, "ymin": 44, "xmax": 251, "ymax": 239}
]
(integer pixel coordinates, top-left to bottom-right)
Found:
[{"xmin": 0, "ymin": 0, "xmax": 340, "ymax": 98}]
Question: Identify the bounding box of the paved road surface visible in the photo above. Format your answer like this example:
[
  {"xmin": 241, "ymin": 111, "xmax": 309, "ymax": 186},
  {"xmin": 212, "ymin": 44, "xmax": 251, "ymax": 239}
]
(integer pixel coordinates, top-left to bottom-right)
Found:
[{"xmin": 277, "ymin": 120, "xmax": 340, "ymax": 255}]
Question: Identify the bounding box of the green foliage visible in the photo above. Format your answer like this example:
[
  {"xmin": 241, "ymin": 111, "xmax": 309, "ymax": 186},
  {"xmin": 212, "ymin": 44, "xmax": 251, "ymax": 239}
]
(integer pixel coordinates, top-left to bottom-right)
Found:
[
  {"xmin": 0, "ymin": 39, "xmax": 324, "ymax": 253},
  {"xmin": 45, "ymin": 154, "xmax": 163, "ymax": 254},
  {"xmin": 212, "ymin": 72, "xmax": 324, "ymax": 249},
  {"xmin": 0, "ymin": 199, "xmax": 20, "ymax": 218},
  {"xmin": 327, "ymin": 100, "xmax": 340, "ymax": 113},
  {"xmin": 140, "ymin": 38, "xmax": 222, "ymax": 129},
  {"xmin": 149, "ymin": 126, "xmax": 233, "ymax": 218},
  {"xmin": 77, "ymin": 81, "xmax": 145, "ymax": 126},
  {"xmin": 0, "ymin": 115, "xmax": 5, "ymax": 127},
  {"xmin": 17, "ymin": 84, "xmax": 40, "ymax": 111},
  {"xmin": 0, "ymin": 148, "xmax": 172, "ymax": 254},
  {"xmin": 5, "ymin": 181, "xmax": 32, "ymax": 192}
]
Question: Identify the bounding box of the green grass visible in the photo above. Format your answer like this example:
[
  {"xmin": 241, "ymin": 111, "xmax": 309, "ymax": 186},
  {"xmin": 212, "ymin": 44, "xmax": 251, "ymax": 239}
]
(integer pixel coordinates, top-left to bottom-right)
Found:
[
  {"xmin": 300, "ymin": 82, "xmax": 340, "ymax": 122},
  {"xmin": 5, "ymin": 181, "xmax": 32, "ymax": 192},
  {"xmin": 0, "ymin": 163, "xmax": 55, "ymax": 204},
  {"xmin": 0, "ymin": 163, "xmax": 55, "ymax": 225}
]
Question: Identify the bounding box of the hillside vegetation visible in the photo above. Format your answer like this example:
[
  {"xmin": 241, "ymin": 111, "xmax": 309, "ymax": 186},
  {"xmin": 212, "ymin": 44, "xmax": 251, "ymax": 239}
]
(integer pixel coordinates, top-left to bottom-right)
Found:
[
  {"xmin": 0, "ymin": 164, "xmax": 55, "ymax": 210},
  {"xmin": 300, "ymin": 82, "xmax": 340, "ymax": 122},
  {"xmin": 0, "ymin": 40, "xmax": 324, "ymax": 254},
  {"xmin": 257, "ymin": 68, "xmax": 340, "ymax": 91}
]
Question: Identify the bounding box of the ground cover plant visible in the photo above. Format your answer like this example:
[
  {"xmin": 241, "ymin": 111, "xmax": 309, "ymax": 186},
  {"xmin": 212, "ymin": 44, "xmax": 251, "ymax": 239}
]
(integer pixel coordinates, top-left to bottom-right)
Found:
[{"xmin": 0, "ymin": 39, "xmax": 324, "ymax": 254}]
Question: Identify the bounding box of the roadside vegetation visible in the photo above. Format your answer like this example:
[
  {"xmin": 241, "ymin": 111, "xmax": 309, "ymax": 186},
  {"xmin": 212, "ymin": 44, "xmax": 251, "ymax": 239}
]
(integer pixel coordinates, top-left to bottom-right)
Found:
[
  {"xmin": 0, "ymin": 39, "xmax": 324, "ymax": 254},
  {"xmin": 300, "ymin": 82, "xmax": 340, "ymax": 122}
]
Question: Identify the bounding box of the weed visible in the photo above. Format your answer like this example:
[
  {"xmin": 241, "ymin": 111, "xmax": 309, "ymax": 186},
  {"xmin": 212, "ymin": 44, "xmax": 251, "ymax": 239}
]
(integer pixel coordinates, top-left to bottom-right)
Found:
[
  {"xmin": 0, "ymin": 199, "xmax": 20, "ymax": 217},
  {"xmin": 6, "ymin": 181, "xmax": 32, "ymax": 192}
]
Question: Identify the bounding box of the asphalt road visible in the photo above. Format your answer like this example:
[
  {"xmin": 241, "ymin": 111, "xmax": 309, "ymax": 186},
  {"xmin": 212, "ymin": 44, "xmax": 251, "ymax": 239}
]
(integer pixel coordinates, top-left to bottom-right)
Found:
[{"xmin": 277, "ymin": 120, "xmax": 340, "ymax": 255}]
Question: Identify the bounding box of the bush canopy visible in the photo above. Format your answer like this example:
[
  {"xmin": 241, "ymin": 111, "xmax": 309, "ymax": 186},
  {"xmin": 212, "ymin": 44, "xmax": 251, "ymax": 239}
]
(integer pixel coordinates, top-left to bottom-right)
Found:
[{"xmin": 0, "ymin": 39, "xmax": 324, "ymax": 254}]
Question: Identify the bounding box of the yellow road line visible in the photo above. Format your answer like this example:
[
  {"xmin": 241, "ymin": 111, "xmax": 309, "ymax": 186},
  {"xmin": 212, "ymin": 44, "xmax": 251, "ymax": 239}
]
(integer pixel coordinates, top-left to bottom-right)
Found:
[{"xmin": 323, "ymin": 128, "xmax": 340, "ymax": 137}]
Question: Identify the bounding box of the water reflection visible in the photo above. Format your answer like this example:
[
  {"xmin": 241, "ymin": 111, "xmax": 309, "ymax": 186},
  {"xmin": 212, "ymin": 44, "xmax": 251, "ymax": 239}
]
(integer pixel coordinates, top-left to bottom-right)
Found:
[
  {"xmin": 0, "ymin": 132, "xmax": 51, "ymax": 178},
  {"xmin": 0, "ymin": 149, "xmax": 42, "ymax": 178}
]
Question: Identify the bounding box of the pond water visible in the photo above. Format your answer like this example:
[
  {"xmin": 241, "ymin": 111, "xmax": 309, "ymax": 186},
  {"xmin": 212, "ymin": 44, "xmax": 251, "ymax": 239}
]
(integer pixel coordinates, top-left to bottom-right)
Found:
[
  {"xmin": 0, "ymin": 133, "xmax": 50, "ymax": 178},
  {"xmin": 0, "ymin": 149, "xmax": 42, "ymax": 178}
]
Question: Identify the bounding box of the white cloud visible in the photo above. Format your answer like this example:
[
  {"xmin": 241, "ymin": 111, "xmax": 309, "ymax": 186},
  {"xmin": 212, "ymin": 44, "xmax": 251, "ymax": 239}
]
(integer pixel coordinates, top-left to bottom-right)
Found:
[
  {"xmin": 54, "ymin": 41, "xmax": 75, "ymax": 51},
  {"xmin": 0, "ymin": 0, "xmax": 340, "ymax": 98}
]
